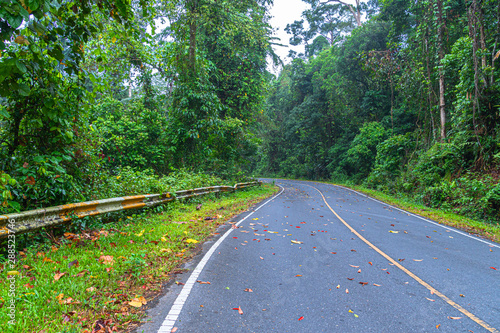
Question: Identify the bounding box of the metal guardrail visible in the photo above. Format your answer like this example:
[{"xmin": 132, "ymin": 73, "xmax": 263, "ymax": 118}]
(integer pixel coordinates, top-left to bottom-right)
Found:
[{"xmin": 0, "ymin": 181, "xmax": 260, "ymax": 238}]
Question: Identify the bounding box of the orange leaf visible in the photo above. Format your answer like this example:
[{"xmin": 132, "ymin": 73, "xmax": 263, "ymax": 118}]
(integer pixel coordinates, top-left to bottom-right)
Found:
[
  {"xmin": 295, "ymin": 275, "xmax": 302, "ymax": 277},
  {"xmin": 232, "ymin": 306, "xmax": 243, "ymax": 315},
  {"xmin": 197, "ymin": 281, "xmax": 211, "ymax": 284},
  {"xmin": 54, "ymin": 272, "xmax": 67, "ymax": 281},
  {"xmin": 359, "ymin": 282, "xmax": 368, "ymax": 286},
  {"xmin": 244, "ymin": 288, "xmax": 253, "ymax": 292},
  {"xmin": 25, "ymin": 176, "xmax": 35, "ymax": 185},
  {"xmin": 368, "ymin": 262, "xmax": 373, "ymax": 265},
  {"xmin": 436, "ymin": 324, "xmax": 440, "ymax": 329},
  {"xmin": 298, "ymin": 316, "xmax": 304, "ymax": 321},
  {"xmin": 171, "ymin": 328, "xmax": 178, "ymax": 333},
  {"xmin": 99, "ymin": 255, "xmax": 114, "ymax": 265}
]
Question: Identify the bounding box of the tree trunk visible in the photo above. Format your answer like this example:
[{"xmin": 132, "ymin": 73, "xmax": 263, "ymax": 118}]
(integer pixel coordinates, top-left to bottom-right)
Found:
[
  {"xmin": 436, "ymin": 0, "xmax": 446, "ymax": 141},
  {"xmin": 188, "ymin": 0, "xmax": 198, "ymax": 74}
]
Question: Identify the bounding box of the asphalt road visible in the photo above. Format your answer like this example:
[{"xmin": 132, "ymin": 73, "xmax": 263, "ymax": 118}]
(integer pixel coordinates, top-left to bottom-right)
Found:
[{"xmin": 136, "ymin": 179, "xmax": 500, "ymax": 333}]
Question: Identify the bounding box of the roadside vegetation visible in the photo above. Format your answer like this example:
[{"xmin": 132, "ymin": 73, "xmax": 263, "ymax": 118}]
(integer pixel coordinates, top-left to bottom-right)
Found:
[
  {"xmin": 255, "ymin": 0, "xmax": 500, "ymax": 236},
  {"xmin": 0, "ymin": 183, "xmax": 276, "ymax": 333}
]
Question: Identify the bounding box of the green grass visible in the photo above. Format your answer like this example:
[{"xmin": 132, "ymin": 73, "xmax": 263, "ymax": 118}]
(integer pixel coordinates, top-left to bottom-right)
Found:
[{"xmin": 0, "ymin": 184, "xmax": 277, "ymax": 333}]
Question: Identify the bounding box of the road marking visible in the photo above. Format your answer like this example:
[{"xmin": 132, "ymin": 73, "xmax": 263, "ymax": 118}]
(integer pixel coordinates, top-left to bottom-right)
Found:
[
  {"xmin": 157, "ymin": 185, "xmax": 285, "ymax": 333},
  {"xmin": 331, "ymin": 183, "xmax": 500, "ymax": 249},
  {"xmin": 310, "ymin": 184, "xmax": 499, "ymax": 333}
]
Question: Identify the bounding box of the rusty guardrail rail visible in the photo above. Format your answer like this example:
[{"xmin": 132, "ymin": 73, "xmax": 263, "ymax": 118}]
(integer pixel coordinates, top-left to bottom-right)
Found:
[{"xmin": 0, "ymin": 181, "xmax": 260, "ymax": 238}]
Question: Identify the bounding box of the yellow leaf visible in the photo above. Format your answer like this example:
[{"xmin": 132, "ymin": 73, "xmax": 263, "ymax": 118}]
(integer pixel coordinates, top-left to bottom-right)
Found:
[
  {"xmin": 128, "ymin": 300, "xmax": 143, "ymax": 308},
  {"xmin": 112, "ymin": 37, "xmax": 117, "ymax": 43},
  {"xmin": 135, "ymin": 229, "xmax": 145, "ymax": 237},
  {"xmin": 291, "ymin": 240, "xmax": 303, "ymax": 244},
  {"xmin": 160, "ymin": 248, "xmax": 172, "ymax": 253},
  {"xmin": 185, "ymin": 239, "xmax": 198, "ymax": 244},
  {"xmin": 7, "ymin": 271, "xmax": 19, "ymax": 276},
  {"xmin": 161, "ymin": 237, "xmax": 167, "ymax": 242},
  {"xmin": 252, "ymin": 218, "xmax": 259, "ymax": 220},
  {"xmin": 389, "ymin": 230, "xmax": 399, "ymax": 233}
]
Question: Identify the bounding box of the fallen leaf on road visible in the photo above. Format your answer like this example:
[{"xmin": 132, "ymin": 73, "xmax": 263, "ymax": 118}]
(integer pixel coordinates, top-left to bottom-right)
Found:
[
  {"xmin": 426, "ymin": 298, "xmax": 435, "ymax": 302},
  {"xmin": 298, "ymin": 316, "xmax": 304, "ymax": 321},
  {"xmin": 491, "ymin": 267, "xmax": 497, "ymax": 270},
  {"xmin": 175, "ymin": 281, "xmax": 184, "ymax": 285},
  {"xmin": 448, "ymin": 317, "xmax": 462, "ymax": 320},
  {"xmin": 347, "ymin": 278, "xmax": 354, "ymax": 280},
  {"xmin": 436, "ymin": 324, "xmax": 440, "ymax": 329},
  {"xmin": 260, "ymin": 256, "xmax": 264, "ymax": 260},
  {"xmin": 232, "ymin": 306, "xmax": 243, "ymax": 315},
  {"xmin": 373, "ymin": 283, "xmax": 381, "ymax": 287},
  {"xmin": 389, "ymin": 230, "xmax": 399, "ymax": 233},
  {"xmin": 368, "ymin": 262, "xmax": 373, "ymax": 265},
  {"xmin": 244, "ymin": 288, "xmax": 253, "ymax": 292},
  {"xmin": 291, "ymin": 240, "xmax": 303, "ymax": 244},
  {"xmin": 252, "ymin": 218, "xmax": 259, "ymax": 220},
  {"xmin": 357, "ymin": 269, "xmax": 361, "ymax": 273},
  {"xmin": 349, "ymin": 265, "xmax": 359, "ymax": 268},
  {"xmin": 171, "ymin": 328, "xmax": 178, "ymax": 333},
  {"xmin": 295, "ymin": 275, "xmax": 302, "ymax": 277},
  {"xmin": 197, "ymin": 281, "xmax": 211, "ymax": 284},
  {"xmin": 331, "ymin": 252, "xmax": 337, "ymax": 254},
  {"xmin": 351, "ymin": 249, "xmax": 356, "ymax": 252},
  {"xmin": 359, "ymin": 282, "xmax": 368, "ymax": 286},
  {"xmin": 459, "ymin": 294, "xmax": 465, "ymax": 297},
  {"xmin": 413, "ymin": 259, "xmax": 423, "ymax": 262},
  {"xmin": 346, "ymin": 289, "xmax": 349, "ymax": 294},
  {"xmin": 336, "ymin": 285, "xmax": 340, "ymax": 289}
]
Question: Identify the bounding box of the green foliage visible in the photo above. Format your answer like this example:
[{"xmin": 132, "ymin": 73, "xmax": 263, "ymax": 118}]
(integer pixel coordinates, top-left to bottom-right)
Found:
[
  {"xmin": 343, "ymin": 122, "xmax": 390, "ymax": 180},
  {"xmin": 92, "ymin": 98, "xmax": 171, "ymax": 174}
]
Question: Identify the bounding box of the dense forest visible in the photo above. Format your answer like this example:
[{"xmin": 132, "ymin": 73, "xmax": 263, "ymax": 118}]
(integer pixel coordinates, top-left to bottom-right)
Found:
[
  {"xmin": 1, "ymin": 0, "xmax": 500, "ymax": 224},
  {"xmin": 0, "ymin": 0, "xmax": 275, "ymax": 214},
  {"xmin": 255, "ymin": 0, "xmax": 500, "ymax": 223}
]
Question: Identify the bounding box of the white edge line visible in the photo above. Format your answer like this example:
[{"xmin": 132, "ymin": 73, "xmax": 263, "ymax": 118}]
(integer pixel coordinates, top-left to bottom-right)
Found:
[
  {"xmin": 327, "ymin": 183, "xmax": 500, "ymax": 249},
  {"xmin": 158, "ymin": 184, "xmax": 285, "ymax": 333}
]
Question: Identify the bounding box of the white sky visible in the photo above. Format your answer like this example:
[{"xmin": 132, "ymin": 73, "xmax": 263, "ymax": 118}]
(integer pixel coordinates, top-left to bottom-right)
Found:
[{"xmin": 267, "ymin": 0, "xmax": 361, "ymax": 74}]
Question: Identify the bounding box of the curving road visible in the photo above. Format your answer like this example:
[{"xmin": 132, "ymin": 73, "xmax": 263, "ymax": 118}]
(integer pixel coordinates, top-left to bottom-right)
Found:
[{"xmin": 137, "ymin": 179, "xmax": 500, "ymax": 333}]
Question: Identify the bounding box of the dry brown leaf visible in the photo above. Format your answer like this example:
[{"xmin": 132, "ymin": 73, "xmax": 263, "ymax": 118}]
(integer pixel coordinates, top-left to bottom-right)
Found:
[
  {"xmin": 244, "ymin": 288, "xmax": 253, "ymax": 292},
  {"xmin": 99, "ymin": 255, "xmax": 114, "ymax": 265},
  {"xmin": 357, "ymin": 269, "xmax": 361, "ymax": 273},
  {"xmin": 373, "ymin": 283, "xmax": 381, "ymax": 287},
  {"xmin": 54, "ymin": 272, "xmax": 67, "ymax": 281},
  {"xmin": 426, "ymin": 297, "xmax": 435, "ymax": 302},
  {"xmin": 448, "ymin": 316, "xmax": 462, "ymax": 320},
  {"xmin": 349, "ymin": 265, "xmax": 359, "ymax": 268}
]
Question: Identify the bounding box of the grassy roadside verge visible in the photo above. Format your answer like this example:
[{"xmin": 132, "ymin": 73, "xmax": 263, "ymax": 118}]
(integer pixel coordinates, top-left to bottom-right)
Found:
[
  {"xmin": 334, "ymin": 183, "xmax": 500, "ymax": 243},
  {"xmin": 0, "ymin": 183, "xmax": 278, "ymax": 333}
]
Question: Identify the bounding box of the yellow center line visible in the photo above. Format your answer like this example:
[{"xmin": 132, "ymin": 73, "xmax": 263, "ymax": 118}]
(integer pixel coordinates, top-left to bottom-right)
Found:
[{"xmin": 309, "ymin": 184, "xmax": 499, "ymax": 333}]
